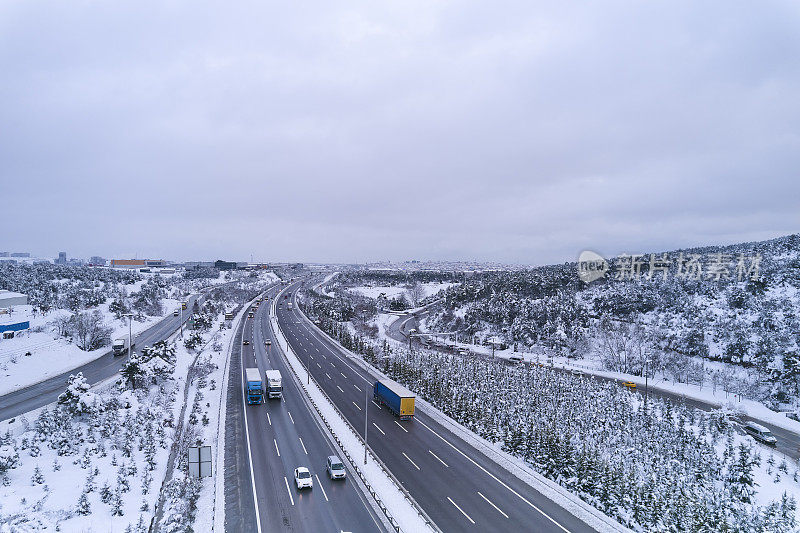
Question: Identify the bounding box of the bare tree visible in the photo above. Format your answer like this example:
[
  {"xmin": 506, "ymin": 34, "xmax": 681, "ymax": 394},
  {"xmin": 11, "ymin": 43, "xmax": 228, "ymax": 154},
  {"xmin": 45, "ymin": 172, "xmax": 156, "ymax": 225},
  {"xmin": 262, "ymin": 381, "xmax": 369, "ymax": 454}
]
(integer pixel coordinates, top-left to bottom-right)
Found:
[
  {"xmin": 407, "ymin": 283, "xmax": 425, "ymax": 307},
  {"xmin": 70, "ymin": 311, "xmax": 113, "ymax": 351}
]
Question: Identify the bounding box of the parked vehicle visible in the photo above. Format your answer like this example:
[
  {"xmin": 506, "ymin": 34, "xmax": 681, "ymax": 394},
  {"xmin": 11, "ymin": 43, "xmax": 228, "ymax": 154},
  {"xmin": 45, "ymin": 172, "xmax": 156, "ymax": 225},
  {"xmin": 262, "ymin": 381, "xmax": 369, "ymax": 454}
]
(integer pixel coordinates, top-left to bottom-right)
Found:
[
  {"xmin": 245, "ymin": 368, "xmax": 264, "ymax": 405},
  {"xmin": 294, "ymin": 467, "xmax": 313, "ymax": 489},
  {"xmin": 112, "ymin": 337, "xmax": 133, "ymax": 356},
  {"xmin": 744, "ymin": 421, "xmax": 778, "ymax": 445},
  {"xmin": 327, "ymin": 456, "xmax": 346, "ymax": 480},
  {"xmin": 374, "ymin": 378, "xmax": 415, "ymax": 420},
  {"xmin": 225, "ymin": 312, "xmax": 234, "ymax": 320},
  {"xmin": 265, "ymin": 370, "xmax": 283, "ymax": 399},
  {"xmin": 507, "ymin": 353, "xmax": 523, "ymax": 363}
]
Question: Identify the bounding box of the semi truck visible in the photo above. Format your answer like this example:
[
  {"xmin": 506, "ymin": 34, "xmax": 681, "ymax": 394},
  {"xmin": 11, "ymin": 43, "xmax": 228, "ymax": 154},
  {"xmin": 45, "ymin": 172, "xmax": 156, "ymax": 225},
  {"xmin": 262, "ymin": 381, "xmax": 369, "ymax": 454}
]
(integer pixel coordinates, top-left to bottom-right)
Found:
[
  {"xmin": 265, "ymin": 370, "xmax": 283, "ymax": 399},
  {"xmin": 112, "ymin": 337, "xmax": 133, "ymax": 356},
  {"xmin": 245, "ymin": 368, "xmax": 264, "ymax": 404},
  {"xmin": 373, "ymin": 378, "xmax": 415, "ymax": 420}
]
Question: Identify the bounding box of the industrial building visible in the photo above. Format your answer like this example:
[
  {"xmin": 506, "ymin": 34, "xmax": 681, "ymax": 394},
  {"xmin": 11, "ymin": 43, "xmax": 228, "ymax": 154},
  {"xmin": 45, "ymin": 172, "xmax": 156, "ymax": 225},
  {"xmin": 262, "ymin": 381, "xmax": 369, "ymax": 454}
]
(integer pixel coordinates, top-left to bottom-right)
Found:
[
  {"xmin": 0, "ymin": 290, "xmax": 28, "ymax": 309},
  {"xmin": 111, "ymin": 259, "xmax": 167, "ymax": 268}
]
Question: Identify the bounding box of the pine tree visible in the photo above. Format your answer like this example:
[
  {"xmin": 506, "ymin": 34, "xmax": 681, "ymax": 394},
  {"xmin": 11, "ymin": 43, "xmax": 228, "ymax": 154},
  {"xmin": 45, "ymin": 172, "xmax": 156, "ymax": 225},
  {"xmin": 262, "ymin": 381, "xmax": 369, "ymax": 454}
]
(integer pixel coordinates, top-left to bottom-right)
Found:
[
  {"xmin": 31, "ymin": 465, "xmax": 44, "ymax": 485},
  {"xmin": 100, "ymin": 482, "xmax": 113, "ymax": 504},
  {"xmin": 727, "ymin": 444, "xmax": 759, "ymax": 504},
  {"xmin": 111, "ymin": 487, "xmax": 124, "ymax": 516},
  {"xmin": 76, "ymin": 490, "xmax": 91, "ymax": 515}
]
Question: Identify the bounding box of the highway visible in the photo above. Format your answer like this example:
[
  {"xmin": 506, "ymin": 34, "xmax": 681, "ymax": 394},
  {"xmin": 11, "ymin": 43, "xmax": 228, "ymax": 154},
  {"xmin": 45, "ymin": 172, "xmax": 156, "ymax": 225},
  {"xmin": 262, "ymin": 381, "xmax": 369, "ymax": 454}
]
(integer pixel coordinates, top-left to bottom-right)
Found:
[
  {"xmin": 277, "ymin": 282, "xmax": 600, "ymax": 533},
  {"xmin": 0, "ymin": 293, "xmax": 204, "ymax": 422},
  {"xmin": 224, "ymin": 284, "xmax": 387, "ymax": 533},
  {"xmin": 386, "ymin": 312, "xmax": 800, "ymax": 461}
]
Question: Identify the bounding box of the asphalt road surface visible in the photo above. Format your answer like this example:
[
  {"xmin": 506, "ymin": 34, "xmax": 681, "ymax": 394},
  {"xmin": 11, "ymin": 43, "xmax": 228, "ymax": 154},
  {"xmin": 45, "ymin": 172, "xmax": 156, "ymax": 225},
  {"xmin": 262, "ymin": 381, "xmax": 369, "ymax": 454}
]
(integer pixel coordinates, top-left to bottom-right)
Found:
[
  {"xmin": 225, "ymin": 285, "xmax": 386, "ymax": 533},
  {"xmin": 277, "ymin": 283, "xmax": 599, "ymax": 533},
  {"xmin": 0, "ymin": 293, "xmax": 204, "ymax": 422}
]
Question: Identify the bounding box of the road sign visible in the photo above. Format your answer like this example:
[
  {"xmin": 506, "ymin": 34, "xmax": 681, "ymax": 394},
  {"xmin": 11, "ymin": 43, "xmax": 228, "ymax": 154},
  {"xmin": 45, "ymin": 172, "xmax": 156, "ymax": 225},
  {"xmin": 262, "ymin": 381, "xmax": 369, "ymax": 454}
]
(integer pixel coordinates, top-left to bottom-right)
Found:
[{"xmin": 188, "ymin": 445, "xmax": 212, "ymax": 478}]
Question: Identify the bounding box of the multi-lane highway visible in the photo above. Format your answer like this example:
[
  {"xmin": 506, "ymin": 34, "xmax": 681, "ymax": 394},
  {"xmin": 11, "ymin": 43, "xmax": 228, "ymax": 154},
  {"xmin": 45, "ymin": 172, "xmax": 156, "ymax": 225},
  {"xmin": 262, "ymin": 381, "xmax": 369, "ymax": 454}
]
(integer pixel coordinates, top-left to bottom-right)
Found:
[
  {"xmin": 277, "ymin": 282, "xmax": 600, "ymax": 533},
  {"xmin": 0, "ymin": 293, "xmax": 205, "ymax": 422},
  {"xmin": 224, "ymin": 284, "xmax": 387, "ymax": 532}
]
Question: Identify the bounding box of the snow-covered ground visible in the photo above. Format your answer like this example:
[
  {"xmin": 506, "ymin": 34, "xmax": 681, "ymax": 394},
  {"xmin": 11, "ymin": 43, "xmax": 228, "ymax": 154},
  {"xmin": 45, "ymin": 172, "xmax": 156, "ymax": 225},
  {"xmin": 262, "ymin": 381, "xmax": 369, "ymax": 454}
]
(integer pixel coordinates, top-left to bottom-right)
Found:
[
  {"xmin": 349, "ymin": 282, "xmax": 455, "ymax": 300},
  {"xmin": 0, "ymin": 302, "xmax": 178, "ymax": 396},
  {"xmin": 0, "ymin": 298, "xmax": 236, "ymax": 532}
]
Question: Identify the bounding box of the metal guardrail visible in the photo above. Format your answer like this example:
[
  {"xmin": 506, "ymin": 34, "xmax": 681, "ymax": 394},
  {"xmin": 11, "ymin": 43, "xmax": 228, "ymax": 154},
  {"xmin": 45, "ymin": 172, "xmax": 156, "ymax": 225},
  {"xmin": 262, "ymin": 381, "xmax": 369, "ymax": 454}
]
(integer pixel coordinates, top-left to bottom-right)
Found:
[{"xmin": 271, "ymin": 302, "xmax": 441, "ymax": 533}]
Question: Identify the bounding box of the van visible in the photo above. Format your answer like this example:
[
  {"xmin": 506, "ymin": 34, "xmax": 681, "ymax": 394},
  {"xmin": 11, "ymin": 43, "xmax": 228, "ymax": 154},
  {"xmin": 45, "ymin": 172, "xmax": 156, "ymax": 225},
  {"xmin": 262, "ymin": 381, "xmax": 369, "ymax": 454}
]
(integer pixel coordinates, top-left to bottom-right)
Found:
[
  {"xmin": 507, "ymin": 353, "xmax": 523, "ymax": 363},
  {"xmin": 744, "ymin": 422, "xmax": 777, "ymax": 445},
  {"xmin": 326, "ymin": 456, "xmax": 346, "ymax": 480}
]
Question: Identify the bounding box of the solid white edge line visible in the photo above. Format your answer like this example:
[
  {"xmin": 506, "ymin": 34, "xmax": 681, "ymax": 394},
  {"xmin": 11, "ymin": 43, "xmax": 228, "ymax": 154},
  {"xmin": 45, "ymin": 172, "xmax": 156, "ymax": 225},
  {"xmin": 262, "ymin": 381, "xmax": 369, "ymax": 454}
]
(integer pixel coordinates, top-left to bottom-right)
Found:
[
  {"xmin": 240, "ymin": 338, "xmax": 263, "ymax": 533},
  {"xmin": 448, "ymin": 496, "xmax": 475, "ymax": 524},
  {"xmin": 416, "ymin": 418, "xmax": 570, "ymax": 533},
  {"xmin": 478, "ymin": 491, "xmax": 509, "ymax": 519}
]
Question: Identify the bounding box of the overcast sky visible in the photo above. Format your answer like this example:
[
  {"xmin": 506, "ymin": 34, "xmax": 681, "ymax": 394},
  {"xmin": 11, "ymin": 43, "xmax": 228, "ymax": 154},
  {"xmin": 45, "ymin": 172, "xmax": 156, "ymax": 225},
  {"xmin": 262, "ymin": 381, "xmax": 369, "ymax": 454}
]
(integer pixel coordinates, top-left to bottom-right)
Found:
[{"xmin": 1, "ymin": 1, "xmax": 798, "ymax": 265}]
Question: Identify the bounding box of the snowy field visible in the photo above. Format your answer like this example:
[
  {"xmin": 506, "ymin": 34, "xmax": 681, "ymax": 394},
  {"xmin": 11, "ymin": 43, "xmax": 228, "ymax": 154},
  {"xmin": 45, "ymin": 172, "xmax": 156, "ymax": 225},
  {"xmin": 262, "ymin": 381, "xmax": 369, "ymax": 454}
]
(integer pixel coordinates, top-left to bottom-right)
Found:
[
  {"xmin": 0, "ymin": 301, "xmax": 177, "ymax": 396},
  {"xmin": 349, "ymin": 282, "xmax": 455, "ymax": 300},
  {"xmin": 0, "ymin": 298, "xmax": 236, "ymax": 532}
]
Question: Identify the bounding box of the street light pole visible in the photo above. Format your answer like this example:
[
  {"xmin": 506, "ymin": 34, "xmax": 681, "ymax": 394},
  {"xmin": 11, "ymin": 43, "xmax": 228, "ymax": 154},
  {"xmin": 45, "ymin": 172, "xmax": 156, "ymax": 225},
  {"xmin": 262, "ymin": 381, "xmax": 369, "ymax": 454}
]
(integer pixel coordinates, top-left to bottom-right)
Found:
[
  {"xmin": 364, "ymin": 381, "xmax": 369, "ymax": 465},
  {"xmin": 645, "ymin": 358, "xmax": 652, "ymax": 414},
  {"xmin": 123, "ymin": 313, "xmax": 134, "ymax": 358}
]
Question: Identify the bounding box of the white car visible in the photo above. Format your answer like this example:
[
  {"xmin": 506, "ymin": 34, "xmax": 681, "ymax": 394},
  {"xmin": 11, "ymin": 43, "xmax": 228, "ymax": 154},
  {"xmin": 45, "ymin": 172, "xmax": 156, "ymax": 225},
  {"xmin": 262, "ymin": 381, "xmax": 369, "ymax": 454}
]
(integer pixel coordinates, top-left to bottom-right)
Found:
[{"xmin": 294, "ymin": 467, "xmax": 313, "ymax": 489}]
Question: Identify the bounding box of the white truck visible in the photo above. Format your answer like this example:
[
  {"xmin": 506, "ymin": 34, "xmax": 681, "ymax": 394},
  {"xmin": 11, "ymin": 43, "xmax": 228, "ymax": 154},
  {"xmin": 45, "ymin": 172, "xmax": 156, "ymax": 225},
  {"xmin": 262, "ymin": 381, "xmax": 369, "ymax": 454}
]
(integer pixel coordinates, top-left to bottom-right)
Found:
[
  {"xmin": 265, "ymin": 370, "xmax": 283, "ymax": 399},
  {"xmin": 112, "ymin": 337, "xmax": 133, "ymax": 356}
]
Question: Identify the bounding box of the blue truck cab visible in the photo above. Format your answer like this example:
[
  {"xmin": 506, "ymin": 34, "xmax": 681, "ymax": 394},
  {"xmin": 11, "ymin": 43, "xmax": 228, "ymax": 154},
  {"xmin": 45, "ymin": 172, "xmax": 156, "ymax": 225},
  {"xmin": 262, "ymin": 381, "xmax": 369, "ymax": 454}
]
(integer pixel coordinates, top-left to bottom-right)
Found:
[{"xmin": 245, "ymin": 368, "xmax": 264, "ymax": 405}]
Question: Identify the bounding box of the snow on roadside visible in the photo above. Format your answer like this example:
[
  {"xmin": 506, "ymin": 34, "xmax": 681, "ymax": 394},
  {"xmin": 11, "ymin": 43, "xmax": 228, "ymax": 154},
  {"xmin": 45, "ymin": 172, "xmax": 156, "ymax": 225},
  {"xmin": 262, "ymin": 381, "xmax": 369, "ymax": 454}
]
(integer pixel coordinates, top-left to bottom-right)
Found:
[
  {"xmin": 269, "ymin": 308, "xmax": 435, "ymax": 533},
  {"xmin": 0, "ymin": 304, "xmax": 173, "ymax": 396}
]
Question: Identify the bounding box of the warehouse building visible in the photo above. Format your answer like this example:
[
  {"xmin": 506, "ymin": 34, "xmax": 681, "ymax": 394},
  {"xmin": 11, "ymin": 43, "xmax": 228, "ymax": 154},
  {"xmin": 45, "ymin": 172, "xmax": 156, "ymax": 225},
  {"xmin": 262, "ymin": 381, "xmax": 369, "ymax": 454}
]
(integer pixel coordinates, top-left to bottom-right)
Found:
[{"xmin": 0, "ymin": 290, "xmax": 28, "ymax": 309}]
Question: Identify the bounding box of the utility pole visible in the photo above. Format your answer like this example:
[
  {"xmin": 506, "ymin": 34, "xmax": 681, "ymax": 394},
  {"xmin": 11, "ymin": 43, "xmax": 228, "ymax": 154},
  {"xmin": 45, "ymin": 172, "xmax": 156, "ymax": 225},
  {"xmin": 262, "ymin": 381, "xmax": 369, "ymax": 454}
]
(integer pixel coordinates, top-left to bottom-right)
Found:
[
  {"xmin": 645, "ymin": 358, "xmax": 652, "ymax": 415},
  {"xmin": 124, "ymin": 313, "xmax": 134, "ymax": 358}
]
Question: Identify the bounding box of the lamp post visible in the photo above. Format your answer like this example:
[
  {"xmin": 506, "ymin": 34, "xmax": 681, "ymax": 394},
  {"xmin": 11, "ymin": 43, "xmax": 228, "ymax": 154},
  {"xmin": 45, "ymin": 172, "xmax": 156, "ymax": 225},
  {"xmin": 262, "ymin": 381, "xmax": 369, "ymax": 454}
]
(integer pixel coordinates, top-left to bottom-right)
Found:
[
  {"xmin": 364, "ymin": 381, "xmax": 369, "ymax": 465},
  {"xmin": 645, "ymin": 358, "xmax": 652, "ymax": 414},
  {"xmin": 123, "ymin": 313, "xmax": 134, "ymax": 358}
]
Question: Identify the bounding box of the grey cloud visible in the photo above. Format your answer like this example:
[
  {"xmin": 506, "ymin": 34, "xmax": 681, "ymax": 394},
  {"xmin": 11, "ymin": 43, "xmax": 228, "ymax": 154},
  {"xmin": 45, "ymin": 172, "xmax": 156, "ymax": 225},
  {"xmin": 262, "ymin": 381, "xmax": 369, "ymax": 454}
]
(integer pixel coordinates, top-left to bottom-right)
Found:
[{"xmin": 1, "ymin": 0, "xmax": 798, "ymax": 264}]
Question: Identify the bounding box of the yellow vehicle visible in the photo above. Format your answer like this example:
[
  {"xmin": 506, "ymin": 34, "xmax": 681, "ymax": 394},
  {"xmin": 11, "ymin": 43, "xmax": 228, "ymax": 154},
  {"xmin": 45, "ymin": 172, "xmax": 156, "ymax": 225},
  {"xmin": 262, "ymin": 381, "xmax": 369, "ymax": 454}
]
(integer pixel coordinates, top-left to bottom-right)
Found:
[
  {"xmin": 621, "ymin": 381, "xmax": 637, "ymax": 389},
  {"xmin": 181, "ymin": 302, "xmax": 187, "ymax": 310}
]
